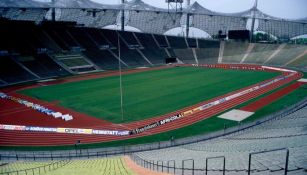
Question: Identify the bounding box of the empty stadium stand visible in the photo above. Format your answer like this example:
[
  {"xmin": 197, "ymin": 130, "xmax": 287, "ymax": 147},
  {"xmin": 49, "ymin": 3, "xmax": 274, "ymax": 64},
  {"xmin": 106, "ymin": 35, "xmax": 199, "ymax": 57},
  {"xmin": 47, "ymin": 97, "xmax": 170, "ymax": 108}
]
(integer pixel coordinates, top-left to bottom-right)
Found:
[
  {"xmin": 0, "ymin": 160, "xmax": 58, "ymax": 174},
  {"xmin": 167, "ymin": 35, "xmax": 188, "ymax": 49},
  {"xmin": 116, "ymin": 47, "xmax": 150, "ymax": 67},
  {"xmin": 186, "ymin": 37, "xmax": 197, "ymax": 48},
  {"xmin": 86, "ymin": 28, "xmax": 114, "ymax": 49},
  {"xmin": 83, "ymin": 49, "xmax": 124, "ymax": 70},
  {"xmin": 0, "ymin": 20, "xmax": 47, "ymax": 54},
  {"xmin": 266, "ymin": 44, "xmax": 307, "ymax": 66},
  {"xmin": 100, "ymin": 29, "xmax": 119, "ymax": 47},
  {"xmin": 53, "ymin": 28, "xmax": 81, "ymax": 49},
  {"xmin": 153, "ymin": 34, "xmax": 169, "ymax": 48},
  {"xmin": 133, "ymin": 106, "xmax": 307, "ymax": 173},
  {"xmin": 1, "ymin": 3, "xmax": 307, "ymax": 175},
  {"xmin": 194, "ymin": 39, "xmax": 220, "ymax": 64},
  {"xmin": 0, "ymin": 157, "xmax": 135, "ymax": 175},
  {"xmin": 0, "ymin": 55, "xmax": 37, "ymax": 83},
  {"xmin": 222, "ymin": 41, "xmax": 250, "ymax": 63},
  {"xmin": 197, "ymin": 39, "xmax": 220, "ymax": 48},
  {"xmin": 0, "ymin": 18, "xmax": 306, "ymax": 86},
  {"xmin": 100, "ymin": 30, "xmax": 150, "ymax": 68},
  {"xmin": 43, "ymin": 22, "xmax": 75, "ymax": 51},
  {"xmin": 44, "ymin": 157, "xmax": 135, "ymax": 175},
  {"xmin": 139, "ymin": 49, "xmax": 168, "ymax": 65},
  {"xmin": 16, "ymin": 54, "xmax": 70, "ymax": 78},
  {"xmin": 68, "ymin": 27, "xmax": 99, "ymax": 49},
  {"xmin": 173, "ymin": 49, "xmax": 196, "ymax": 64},
  {"xmin": 287, "ymin": 53, "xmax": 307, "ymax": 69},
  {"xmin": 243, "ymin": 43, "xmax": 280, "ymax": 64},
  {"xmin": 195, "ymin": 48, "xmax": 219, "ymax": 64},
  {"xmin": 1, "ymin": 5, "xmax": 307, "ymax": 175},
  {"xmin": 134, "ymin": 33, "xmax": 167, "ymax": 64},
  {"xmin": 119, "ymin": 31, "xmax": 140, "ymax": 47}
]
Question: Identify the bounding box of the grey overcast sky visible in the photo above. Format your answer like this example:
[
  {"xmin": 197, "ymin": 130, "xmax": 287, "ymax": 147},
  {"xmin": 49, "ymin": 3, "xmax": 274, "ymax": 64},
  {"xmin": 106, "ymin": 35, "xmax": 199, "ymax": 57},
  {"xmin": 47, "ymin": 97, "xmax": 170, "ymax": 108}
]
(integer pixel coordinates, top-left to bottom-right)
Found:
[{"xmin": 88, "ymin": 0, "xmax": 307, "ymax": 19}]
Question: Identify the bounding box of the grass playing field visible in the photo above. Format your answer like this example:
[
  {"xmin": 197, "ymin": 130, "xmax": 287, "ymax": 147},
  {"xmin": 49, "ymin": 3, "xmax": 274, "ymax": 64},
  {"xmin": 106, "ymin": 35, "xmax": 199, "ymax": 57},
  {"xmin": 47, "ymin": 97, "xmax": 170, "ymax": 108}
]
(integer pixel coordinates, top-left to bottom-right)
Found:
[{"xmin": 20, "ymin": 66, "xmax": 279, "ymax": 123}]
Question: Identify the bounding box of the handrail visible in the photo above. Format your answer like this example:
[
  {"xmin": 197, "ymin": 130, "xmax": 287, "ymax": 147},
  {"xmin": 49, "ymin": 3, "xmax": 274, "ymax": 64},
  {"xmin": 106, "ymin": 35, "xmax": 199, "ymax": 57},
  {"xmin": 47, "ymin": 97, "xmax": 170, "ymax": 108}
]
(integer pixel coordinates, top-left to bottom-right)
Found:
[
  {"xmin": 130, "ymin": 148, "xmax": 294, "ymax": 174},
  {"xmin": 205, "ymin": 156, "xmax": 225, "ymax": 175},
  {"xmin": 0, "ymin": 159, "xmax": 70, "ymax": 175},
  {"xmin": 248, "ymin": 148, "xmax": 289, "ymax": 175}
]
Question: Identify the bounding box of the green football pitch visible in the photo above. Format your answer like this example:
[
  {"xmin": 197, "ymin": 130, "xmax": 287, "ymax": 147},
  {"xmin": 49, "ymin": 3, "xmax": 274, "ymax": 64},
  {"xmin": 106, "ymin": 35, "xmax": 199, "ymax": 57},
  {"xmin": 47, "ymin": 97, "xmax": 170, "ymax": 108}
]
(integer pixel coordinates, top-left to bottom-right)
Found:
[{"xmin": 20, "ymin": 66, "xmax": 279, "ymax": 123}]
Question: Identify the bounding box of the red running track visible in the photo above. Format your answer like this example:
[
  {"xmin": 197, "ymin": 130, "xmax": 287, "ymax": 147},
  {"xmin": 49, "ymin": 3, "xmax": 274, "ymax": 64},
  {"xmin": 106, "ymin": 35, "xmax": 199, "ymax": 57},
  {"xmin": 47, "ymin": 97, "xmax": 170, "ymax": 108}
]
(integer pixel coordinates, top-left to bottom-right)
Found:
[
  {"xmin": 240, "ymin": 81, "xmax": 304, "ymax": 112},
  {"xmin": 0, "ymin": 65, "xmax": 303, "ymax": 146},
  {"xmin": 0, "ymin": 66, "xmax": 174, "ymax": 129}
]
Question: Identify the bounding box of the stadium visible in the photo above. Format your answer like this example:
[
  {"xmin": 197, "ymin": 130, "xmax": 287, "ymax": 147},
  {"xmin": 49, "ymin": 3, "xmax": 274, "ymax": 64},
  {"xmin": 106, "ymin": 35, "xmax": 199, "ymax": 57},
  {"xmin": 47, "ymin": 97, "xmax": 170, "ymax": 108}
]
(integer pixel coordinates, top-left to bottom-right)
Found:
[{"xmin": 0, "ymin": 0, "xmax": 307, "ymax": 174}]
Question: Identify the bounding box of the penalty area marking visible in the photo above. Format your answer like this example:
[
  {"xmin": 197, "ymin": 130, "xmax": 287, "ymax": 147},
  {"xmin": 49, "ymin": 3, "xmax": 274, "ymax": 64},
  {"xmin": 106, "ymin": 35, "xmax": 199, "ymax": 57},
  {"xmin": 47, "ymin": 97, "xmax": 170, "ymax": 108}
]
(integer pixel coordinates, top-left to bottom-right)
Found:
[{"xmin": 218, "ymin": 109, "xmax": 254, "ymax": 122}]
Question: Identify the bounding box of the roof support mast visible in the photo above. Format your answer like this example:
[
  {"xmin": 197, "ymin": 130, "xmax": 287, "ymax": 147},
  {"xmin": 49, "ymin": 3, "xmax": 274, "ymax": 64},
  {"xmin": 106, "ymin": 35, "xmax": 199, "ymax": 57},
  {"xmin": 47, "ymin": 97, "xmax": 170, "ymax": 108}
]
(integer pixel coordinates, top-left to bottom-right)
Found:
[
  {"xmin": 166, "ymin": 0, "xmax": 183, "ymax": 12},
  {"xmin": 250, "ymin": 0, "xmax": 258, "ymax": 43},
  {"xmin": 186, "ymin": 0, "xmax": 191, "ymax": 38},
  {"xmin": 121, "ymin": 0, "xmax": 125, "ymax": 31},
  {"xmin": 51, "ymin": 0, "xmax": 55, "ymax": 21}
]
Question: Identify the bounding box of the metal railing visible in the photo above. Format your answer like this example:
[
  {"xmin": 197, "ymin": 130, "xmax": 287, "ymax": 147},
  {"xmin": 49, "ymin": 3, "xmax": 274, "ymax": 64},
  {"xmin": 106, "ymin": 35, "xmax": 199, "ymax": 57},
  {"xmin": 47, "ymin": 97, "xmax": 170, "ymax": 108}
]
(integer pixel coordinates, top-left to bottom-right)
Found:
[
  {"xmin": 248, "ymin": 148, "xmax": 289, "ymax": 175},
  {"xmin": 205, "ymin": 156, "xmax": 225, "ymax": 175},
  {"xmin": 131, "ymin": 148, "xmax": 296, "ymax": 175},
  {"xmin": 0, "ymin": 159, "xmax": 69, "ymax": 175}
]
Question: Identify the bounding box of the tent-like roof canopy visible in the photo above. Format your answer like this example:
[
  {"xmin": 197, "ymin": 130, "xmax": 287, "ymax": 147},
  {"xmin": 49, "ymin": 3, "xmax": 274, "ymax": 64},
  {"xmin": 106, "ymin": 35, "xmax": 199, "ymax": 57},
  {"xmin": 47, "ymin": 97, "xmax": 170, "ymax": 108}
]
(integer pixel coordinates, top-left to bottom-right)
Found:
[
  {"xmin": 185, "ymin": 2, "xmax": 215, "ymax": 15},
  {"xmin": 0, "ymin": 0, "xmax": 306, "ymax": 22},
  {"xmin": 125, "ymin": 0, "xmax": 162, "ymax": 11},
  {"xmin": 0, "ymin": 0, "xmax": 48, "ymax": 7}
]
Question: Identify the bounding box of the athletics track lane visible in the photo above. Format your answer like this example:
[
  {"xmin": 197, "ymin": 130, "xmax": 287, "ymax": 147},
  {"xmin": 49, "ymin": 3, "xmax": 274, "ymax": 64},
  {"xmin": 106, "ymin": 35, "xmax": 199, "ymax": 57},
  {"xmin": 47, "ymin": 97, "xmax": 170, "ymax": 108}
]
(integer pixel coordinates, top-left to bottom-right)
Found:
[
  {"xmin": 240, "ymin": 81, "xmax": 304, "ymax": 112},
  {"xmin": 0, "ymin": 69, "xmax": 302, "ymax": 146}
]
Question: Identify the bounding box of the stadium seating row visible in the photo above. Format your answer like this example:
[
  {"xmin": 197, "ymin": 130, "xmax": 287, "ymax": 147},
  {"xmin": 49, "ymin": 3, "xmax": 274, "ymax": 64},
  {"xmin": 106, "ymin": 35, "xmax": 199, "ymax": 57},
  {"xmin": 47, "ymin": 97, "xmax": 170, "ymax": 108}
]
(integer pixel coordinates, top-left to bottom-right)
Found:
[
  {"xmin": 0, "ymin": 157, "xmax": 136, "ymax": 175},
  {"xmin": 133, "ymin": 106, "xmax": 307, "ymax": 172},
  {"xmin": 0, "ymin": 19, "xmax": 218, "ymax": 85},
  {"xmin": 0, "ymin": 19, "xmax": 306, "ymax": 86}
]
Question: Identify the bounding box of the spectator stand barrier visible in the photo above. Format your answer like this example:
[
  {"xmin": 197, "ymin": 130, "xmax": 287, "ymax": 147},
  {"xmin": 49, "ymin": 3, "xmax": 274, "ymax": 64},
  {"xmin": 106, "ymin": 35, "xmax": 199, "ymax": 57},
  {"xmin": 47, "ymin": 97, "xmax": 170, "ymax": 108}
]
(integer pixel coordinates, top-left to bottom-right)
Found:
[
  {"xmin": 157, "ymin": 160, "xmax": 164, "ymax": 172},
  {"xmin": 167, "ymin": 160, "xmax": 176, "ymax": 174},
  {"xmin": 131, "ymin": 148, "xmax": 294, "ymax": 175},
  {"xmin": 205, "ymin": 156, "xmax": 226, "ymax": 175},
  {"xmin": 182, "ymin": 159, "xmax": 194, "ymax": 175},
  {"xmin": 0, "ymin": 159, "xmax": 69, "ymax": 175},
  {"xmin": 248, "ymin": 148, "xmax": 289, "ymax": 175}
]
